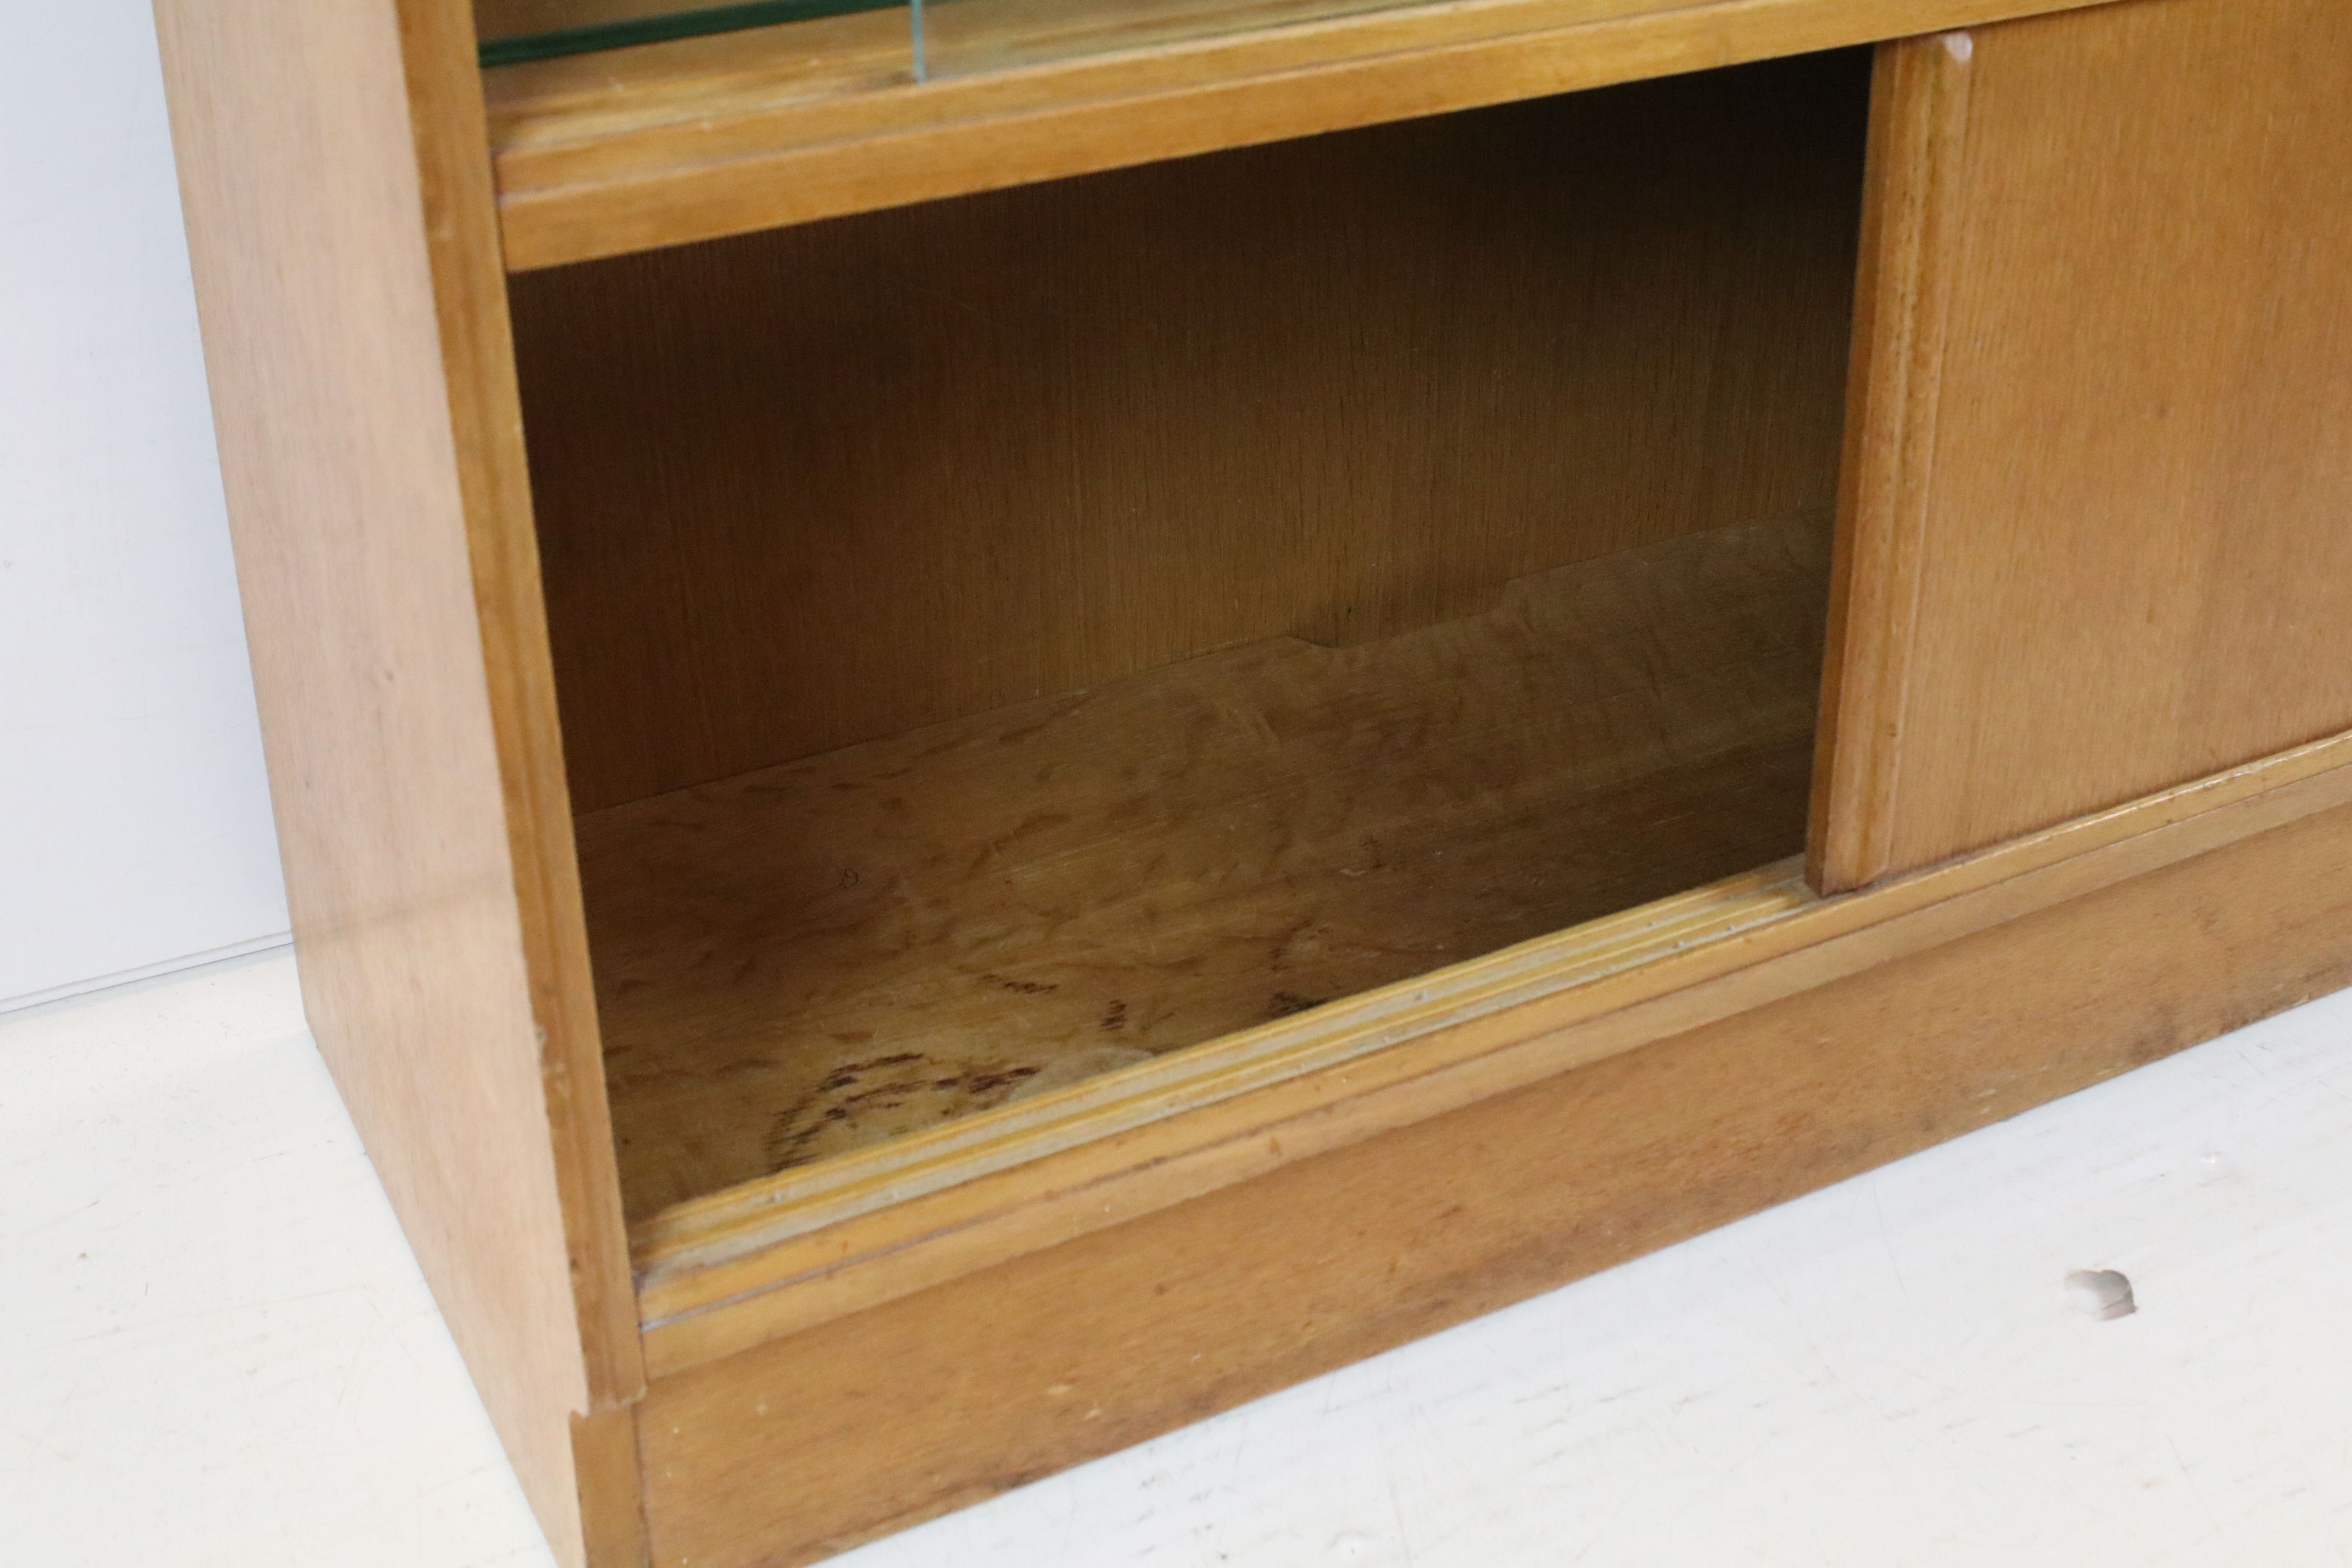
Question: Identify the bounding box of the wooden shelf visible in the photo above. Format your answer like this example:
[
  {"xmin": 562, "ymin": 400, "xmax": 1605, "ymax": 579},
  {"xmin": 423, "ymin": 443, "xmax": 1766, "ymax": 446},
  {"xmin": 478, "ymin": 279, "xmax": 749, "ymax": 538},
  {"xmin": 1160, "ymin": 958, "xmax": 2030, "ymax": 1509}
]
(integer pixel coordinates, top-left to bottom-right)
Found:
[
  {"xmin": 482, "ymin": 0, "xmax": 2113, "ymax": 269},
  {"xmin": 159, "ymin": 0, "xmax": 2352, "ymax": 1560},
  {"xmin": 578, "ymin": 512, "xmax": 1830, "ymax": 1218}
]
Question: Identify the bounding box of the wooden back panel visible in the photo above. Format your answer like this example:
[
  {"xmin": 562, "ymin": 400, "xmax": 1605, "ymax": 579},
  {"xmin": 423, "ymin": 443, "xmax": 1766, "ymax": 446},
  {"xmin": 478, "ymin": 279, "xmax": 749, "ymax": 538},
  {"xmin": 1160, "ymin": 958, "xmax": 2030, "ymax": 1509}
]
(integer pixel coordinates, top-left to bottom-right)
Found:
[
  {"xmin": 152, "ymin": 3, "xmax": 642, "ymax": 1562},
  {"xmin": 509, "ymin": 50, "xmax": 1871, "ymax": 810},
  {"xmin": 1813, "ymin": 0, "xmax": 2352, "ymax": 888}
]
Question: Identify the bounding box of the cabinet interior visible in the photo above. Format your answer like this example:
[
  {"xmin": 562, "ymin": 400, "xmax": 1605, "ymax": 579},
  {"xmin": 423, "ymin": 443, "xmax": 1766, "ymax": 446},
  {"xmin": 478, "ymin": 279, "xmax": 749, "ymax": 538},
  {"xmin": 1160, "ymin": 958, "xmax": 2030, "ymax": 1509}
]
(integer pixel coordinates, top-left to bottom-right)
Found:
[{"xmin": 505, "ymin": 48, "xmax": 1873, "ymax": 1221}]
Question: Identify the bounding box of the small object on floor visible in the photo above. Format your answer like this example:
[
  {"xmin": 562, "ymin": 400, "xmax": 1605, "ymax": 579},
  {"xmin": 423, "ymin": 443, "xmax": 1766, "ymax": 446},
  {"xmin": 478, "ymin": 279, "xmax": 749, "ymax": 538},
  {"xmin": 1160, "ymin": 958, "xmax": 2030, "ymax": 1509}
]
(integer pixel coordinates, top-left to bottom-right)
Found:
[{"xmin": 2065, "ymin": 1268, "xmax": 2137, "ymax": 1321}]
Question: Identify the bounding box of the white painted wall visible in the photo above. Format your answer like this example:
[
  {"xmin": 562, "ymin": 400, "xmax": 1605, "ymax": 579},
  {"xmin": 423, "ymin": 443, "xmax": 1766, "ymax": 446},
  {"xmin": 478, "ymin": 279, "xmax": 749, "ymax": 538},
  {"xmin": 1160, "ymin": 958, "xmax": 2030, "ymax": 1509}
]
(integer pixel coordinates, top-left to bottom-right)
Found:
[{"xmin": 0, "ymin": 3, "xmax": 289, "ymax": 1010}]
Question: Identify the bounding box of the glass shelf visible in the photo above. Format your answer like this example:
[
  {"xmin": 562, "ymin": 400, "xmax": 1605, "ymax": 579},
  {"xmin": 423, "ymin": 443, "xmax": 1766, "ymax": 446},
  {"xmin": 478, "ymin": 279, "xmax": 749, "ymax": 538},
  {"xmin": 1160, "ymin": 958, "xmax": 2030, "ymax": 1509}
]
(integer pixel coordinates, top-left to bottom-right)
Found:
[
  {"xmin": 478, "ymin": 0, "xmax": 1890, "ymax": 268},
  {"xmin": 925, "ymin": 0, "xmax": 1420, "ymax": 81},
  {"xmin": 477, "ymin": 1, "xmax": 905, "ymax": 68},
  {"xmin": 476, "ymin": 0, "xmax": 1427, "ymax": 77}
]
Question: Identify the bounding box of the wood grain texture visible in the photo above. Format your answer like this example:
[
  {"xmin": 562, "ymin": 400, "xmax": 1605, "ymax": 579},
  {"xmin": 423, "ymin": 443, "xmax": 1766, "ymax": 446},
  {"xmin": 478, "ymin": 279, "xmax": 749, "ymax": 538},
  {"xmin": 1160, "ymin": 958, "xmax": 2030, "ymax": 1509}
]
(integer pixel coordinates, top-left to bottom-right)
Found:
[
  {"xmin": 401, "ymin": 0, "xmax": 649, "ymax": 1426},
  {"xmin": 570, "ymin": 1407, "xmax": 652, "ymax": 1566},
  {"xmin": 1806, "ymin": 31, "xmax": 1972, "ymax": 891},
  {"xmin": 480, "ymin": 0, "xmax": 2121, "ymax": 267},
  {"xmin": 582, "ymin": 512, "xmax": 1831, "ymax": 1216},
  {"xmin": 151, "ymin": 2, "xmax": 641, "ymax": 1563},
  {"xmin": 634, "ymin": 788, "xmax": 2352, "ymax": 1568},
  {"xmin": 632, "ymin": 727, "xmax": 2352, "ymax": 1375},
  {"xmin": 513, "ymin": 60, "xmax": 1866, "ymax": 810},
  {"xmin": 1813, "ymin": 0, "xmax": 2352, "ymax": 887}
]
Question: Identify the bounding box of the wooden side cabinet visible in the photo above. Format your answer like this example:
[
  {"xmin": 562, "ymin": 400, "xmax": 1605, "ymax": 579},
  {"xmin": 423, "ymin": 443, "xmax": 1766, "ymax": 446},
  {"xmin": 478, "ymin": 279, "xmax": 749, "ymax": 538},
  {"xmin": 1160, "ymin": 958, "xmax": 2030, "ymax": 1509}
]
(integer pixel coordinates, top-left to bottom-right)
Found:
[{"xmin": 155, "ymin": 0, "xmax": 2352, "ymax": 1563}]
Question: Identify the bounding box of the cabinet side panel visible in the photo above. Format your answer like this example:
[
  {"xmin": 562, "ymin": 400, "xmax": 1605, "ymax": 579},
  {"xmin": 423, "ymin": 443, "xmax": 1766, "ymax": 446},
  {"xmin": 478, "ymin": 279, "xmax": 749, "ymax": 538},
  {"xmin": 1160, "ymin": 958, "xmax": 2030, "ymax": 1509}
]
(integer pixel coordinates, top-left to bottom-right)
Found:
[
  {"xmin": 151, "ymin": 4, "xmax": 637, "ymax": 1562},
  {"xmin": 1815, "ymin": 0, "xmax": 2352, "ymax": 886},
  {"xmin": 639, "ymin": 797, "xmax": 2352, "ymax": 1568}
]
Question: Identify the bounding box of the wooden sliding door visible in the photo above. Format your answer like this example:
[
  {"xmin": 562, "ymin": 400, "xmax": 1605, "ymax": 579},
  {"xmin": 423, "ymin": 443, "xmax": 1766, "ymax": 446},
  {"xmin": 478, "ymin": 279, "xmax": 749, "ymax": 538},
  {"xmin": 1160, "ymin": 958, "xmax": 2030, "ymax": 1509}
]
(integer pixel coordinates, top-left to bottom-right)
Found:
[{"xmin": 1813, "ymin": 0, "xmax": 2352, "ymax": 890}]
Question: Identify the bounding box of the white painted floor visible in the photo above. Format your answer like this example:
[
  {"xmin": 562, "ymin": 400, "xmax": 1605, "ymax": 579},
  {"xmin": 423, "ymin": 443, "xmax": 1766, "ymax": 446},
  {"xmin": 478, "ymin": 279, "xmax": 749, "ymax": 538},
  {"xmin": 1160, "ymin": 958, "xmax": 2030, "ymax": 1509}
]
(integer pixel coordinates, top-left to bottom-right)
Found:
[{"xmin": 5, "ymin": 949, "xmax": 2350, "ymax": 1567}]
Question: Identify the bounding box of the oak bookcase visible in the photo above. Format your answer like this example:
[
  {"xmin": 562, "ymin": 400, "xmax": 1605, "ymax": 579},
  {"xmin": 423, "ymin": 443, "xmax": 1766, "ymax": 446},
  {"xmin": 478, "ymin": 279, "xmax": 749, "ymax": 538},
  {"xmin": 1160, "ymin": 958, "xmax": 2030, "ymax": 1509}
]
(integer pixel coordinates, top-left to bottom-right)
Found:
[{"xmin": 155, "ymin": 0, "xmax": 2352, "ymax": 1562}]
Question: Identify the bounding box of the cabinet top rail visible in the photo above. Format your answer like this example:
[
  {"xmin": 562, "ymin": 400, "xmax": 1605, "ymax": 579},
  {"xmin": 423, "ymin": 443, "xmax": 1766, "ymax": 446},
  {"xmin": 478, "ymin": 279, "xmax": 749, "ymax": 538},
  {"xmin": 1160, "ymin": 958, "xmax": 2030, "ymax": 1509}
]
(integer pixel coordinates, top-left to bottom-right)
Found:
[{"xmin": 486, "ymin": 0, "xmax": 2112, "ymax": 272}]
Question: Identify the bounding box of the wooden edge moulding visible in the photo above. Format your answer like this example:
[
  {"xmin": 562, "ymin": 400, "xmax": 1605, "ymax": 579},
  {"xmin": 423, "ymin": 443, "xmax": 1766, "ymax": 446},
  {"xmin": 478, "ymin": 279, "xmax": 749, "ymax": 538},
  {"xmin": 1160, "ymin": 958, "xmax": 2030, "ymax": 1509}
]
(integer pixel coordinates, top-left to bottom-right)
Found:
[
  {"xmin": 484, "ymin": 0, "xmax": 2126, "ymax": 267},
  {"xmin": 631, "ymin": 730, "xmax": 2352, "ymax": 1377},
  {"xmin": 152, "ymin": 0, "xmax": 2352, "ymax": 1564},
  {"xmin": 638, "ymin": 776, "xmax": 2352, "ymax": 1567}
]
